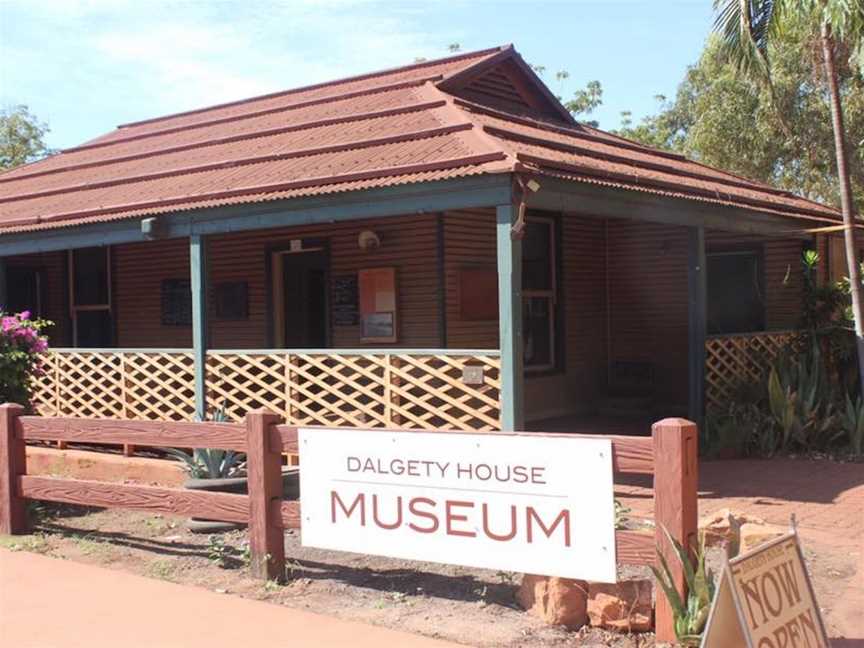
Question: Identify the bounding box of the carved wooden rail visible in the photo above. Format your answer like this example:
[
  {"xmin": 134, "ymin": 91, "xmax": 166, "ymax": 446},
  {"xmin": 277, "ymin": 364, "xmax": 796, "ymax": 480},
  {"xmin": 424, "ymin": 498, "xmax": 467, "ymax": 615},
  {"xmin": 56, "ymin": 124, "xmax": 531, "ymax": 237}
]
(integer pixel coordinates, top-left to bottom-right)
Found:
[{"xmin": 0, "ymin": 406, "xmax": 697, "ymax": 643}]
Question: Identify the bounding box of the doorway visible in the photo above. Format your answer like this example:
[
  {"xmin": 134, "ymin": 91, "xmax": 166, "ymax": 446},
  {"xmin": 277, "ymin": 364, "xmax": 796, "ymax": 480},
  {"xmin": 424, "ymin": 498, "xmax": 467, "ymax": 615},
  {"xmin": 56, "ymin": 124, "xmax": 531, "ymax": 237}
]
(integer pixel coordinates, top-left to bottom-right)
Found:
[{"xmin": 272, "ymin": 246, "xmax": 329, "ymax": 348}]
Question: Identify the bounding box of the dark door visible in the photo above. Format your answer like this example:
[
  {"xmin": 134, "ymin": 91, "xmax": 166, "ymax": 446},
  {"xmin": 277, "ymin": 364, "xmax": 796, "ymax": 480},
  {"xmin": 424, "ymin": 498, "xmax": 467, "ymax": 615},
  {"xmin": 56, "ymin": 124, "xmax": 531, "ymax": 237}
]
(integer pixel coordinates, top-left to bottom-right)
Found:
[
  {"xmin": 6, "ymin": 267, "xmax": 43, "ymax": 316},
  {"xmin": 283, "ymin": 251, "xmax": 328, "ymax": 348}
]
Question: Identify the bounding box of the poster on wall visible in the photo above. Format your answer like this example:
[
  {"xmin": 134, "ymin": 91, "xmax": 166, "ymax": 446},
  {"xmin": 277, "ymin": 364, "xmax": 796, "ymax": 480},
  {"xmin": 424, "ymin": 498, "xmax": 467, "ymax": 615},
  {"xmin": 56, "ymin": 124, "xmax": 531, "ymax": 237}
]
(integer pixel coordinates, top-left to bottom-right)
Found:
[
  {"xmin": 359, "ymin": 267, "xmax": 397, "ymax": 343},
  {"xmin": 299, "ymin": 427, "xmax": 618, "ymax": 583},
  {"xmin": 332, "ymin": 274, "xmax": 359, "ymax": 327}
]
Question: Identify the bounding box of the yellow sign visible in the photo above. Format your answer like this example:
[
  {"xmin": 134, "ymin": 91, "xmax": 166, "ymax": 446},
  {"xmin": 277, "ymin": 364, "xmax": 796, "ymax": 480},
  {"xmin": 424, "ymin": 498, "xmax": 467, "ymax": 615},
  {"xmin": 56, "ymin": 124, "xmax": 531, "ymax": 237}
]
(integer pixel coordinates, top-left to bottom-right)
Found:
[{"xmin": 702, "ymin": 531, "xmax": 828, "ymax": 648}]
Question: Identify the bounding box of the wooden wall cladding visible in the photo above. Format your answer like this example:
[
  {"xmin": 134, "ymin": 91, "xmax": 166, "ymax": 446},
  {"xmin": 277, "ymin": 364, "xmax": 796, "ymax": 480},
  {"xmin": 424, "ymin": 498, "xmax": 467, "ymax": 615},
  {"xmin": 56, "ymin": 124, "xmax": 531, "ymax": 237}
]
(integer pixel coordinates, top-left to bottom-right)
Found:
[
  {"xmin": 444, "ymin": 209, "xmax": 499, "ymax": 349},
  {"xmin": 607, "ymin": 220, "xmax": 689, "ymax": 409},
  {"xmin": 110, "ymin": 215, "xmax": 439, "ymax": 349},
  {"xmin": 562, "ymin": 214, "xmax": 608, "ymax": 402}
]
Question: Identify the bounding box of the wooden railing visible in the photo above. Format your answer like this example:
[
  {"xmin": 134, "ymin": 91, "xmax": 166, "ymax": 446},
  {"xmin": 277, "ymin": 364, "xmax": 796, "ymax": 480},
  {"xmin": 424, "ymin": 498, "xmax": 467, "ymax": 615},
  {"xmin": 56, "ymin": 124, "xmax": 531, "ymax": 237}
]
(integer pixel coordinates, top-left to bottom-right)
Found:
[
  {"xmin": 0, "ymin": 405, "xmax": 697, "ymax": 643},
  {"xmin": 31, "ymin": 348, "xmax": 502, "ymax": 432},
  {"xmin": 704, "ymin": 331, "xmax": 796, "ymax": 409}
]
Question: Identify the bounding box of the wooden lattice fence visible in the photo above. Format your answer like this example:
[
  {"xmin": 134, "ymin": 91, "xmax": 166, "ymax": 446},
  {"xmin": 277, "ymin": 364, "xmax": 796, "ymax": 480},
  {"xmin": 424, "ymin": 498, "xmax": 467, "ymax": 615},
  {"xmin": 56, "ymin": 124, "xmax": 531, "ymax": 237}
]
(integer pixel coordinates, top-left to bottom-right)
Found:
[
  {"xmin": 32, "ymin": 349, "xmax": 501, "ymax": 431},
  {"xmin": 704, "ymin": 331, "xmax": 796, "ymax": 409}
]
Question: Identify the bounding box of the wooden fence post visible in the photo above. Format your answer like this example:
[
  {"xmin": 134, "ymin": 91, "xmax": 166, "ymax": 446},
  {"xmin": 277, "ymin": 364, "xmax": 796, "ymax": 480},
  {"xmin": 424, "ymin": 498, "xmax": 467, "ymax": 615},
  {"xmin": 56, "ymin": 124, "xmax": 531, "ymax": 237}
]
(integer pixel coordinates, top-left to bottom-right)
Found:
[
  {"xmin": 652, "ymin": 417, "xmax": 698, "ymax": 643},
  {"xmin": 245, "ymin": 409, "xmax": 285, "ymax": 581},
  {"xmin": 0, "ymin": 403, "xmax": 27, "ymax": 535}
]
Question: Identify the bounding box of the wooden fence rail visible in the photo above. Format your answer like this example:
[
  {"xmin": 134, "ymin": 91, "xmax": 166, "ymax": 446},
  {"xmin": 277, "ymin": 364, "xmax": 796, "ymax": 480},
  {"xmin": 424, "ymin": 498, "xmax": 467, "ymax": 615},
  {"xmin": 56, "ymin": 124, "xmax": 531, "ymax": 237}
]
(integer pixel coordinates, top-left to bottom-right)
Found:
[{"xmin": 0, "ymin": 405, "xmax": 697, "ymax": 643}]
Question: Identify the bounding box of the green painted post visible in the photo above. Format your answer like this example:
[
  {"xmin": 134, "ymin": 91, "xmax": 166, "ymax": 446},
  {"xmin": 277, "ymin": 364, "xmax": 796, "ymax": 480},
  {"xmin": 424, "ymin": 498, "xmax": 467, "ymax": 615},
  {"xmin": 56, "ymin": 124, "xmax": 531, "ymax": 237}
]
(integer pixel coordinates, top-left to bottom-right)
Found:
[
  {"xmin": 190, "ymin": 234, "xmax": 208, "ymax": 420},
  {"xmin": 687, "ymin": 226, "xmax": 707, "ymax": 425},
  {"xmin": 496, "ymin": 204, "xmax": 524, "ymax": 431}
]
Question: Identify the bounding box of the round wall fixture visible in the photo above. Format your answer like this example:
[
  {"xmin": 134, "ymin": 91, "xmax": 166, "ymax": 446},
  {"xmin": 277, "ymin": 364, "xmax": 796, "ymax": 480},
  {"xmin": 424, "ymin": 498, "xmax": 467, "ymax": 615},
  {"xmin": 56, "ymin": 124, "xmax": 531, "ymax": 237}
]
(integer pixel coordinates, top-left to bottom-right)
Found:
[{"xmin": 358, "ymin": 230, "xmax": 381, "ymax": 251}]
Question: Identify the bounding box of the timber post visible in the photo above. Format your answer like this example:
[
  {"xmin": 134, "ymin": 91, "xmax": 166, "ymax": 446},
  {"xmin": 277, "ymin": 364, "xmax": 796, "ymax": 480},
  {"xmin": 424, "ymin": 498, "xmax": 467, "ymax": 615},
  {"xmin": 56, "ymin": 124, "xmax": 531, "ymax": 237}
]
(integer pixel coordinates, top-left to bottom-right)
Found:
[
  {"xmin": 652, "ymin": 417, "xmax": 699, "ymax": 643},
  {"xmin": 245, "ymin": 408, "xmax": 285, "ymax": 581},
  {"xmin": 687, "ymin": 226, "xmax": 707, "ymax": 426},
  {"xmin": 0, "ymin": 403, "xmax": 26, "ymax": 535},
  {"xmin": 190, "ymin": 234, "xmax": 209, "ymax": 421},
  {"xmin": 496, "ymin": 203, "xmax": 524, "ymax": 431}
]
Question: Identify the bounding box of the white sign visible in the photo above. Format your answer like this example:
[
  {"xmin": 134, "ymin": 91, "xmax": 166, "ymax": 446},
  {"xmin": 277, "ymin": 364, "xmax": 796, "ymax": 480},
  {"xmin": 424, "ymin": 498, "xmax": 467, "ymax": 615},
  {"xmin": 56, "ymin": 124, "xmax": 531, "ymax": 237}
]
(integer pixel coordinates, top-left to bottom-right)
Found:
[{"xmin": 299, "ymin": 428, "xmax": 617, "ymax": 582}]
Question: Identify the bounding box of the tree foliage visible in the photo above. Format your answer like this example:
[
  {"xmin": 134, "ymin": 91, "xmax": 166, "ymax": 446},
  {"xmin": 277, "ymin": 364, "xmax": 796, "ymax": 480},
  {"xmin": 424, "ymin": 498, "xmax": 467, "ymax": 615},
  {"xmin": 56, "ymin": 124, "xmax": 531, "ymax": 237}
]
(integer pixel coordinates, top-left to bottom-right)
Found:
[
  {"xmin": 0, "ymin": 105, "xmax": 51, "ymax": 170},
  {"xmin": 615, "ymin": 17, "xmax": 864, "ymax": 208}
]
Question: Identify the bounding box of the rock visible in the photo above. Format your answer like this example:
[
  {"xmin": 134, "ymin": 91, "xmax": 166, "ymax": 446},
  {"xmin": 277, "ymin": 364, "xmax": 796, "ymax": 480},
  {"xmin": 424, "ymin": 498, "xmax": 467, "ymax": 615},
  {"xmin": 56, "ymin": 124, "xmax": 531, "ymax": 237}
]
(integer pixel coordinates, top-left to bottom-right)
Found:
[
  {"xmin": 517, "ymin": 574, "xmax": 588, "ymax": 629},
  {"xmin": 739, "ymin": 522, "xmax": 787, "ymax": 554},
  {"xmin": 698, "ymin": 508, "xmax": 766, "ymax": 556},
  {"xmin": 587, "ymin": 579, "xmax": 653, "ymax": 632}
]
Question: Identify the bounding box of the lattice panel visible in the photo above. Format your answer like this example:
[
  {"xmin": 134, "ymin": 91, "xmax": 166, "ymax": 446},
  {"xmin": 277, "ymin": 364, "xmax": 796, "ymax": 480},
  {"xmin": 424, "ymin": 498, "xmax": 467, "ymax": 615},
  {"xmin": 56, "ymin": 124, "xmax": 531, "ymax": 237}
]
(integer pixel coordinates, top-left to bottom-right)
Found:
[
  {"xmin": 289, "ymin": 354, "xmax": 389, "ymax": 427},
  {"xmin": 30, "ymin": 352, "xmax": 59, "ymax": 417},
  {"xmin": 122, "ymin": 352, "xmax": 196, "ymax": 421},
  {"xmin": 206, "ymin": 353, "xmax": 288, "ymax": 422},
  {"xmin": 29, "ymin": 350, "xmax": 503, "ymax": 431},
  {"xmin": 54, "ymin": 352, "xmax": 126, "ymax": 418},
  {"xmin": 389, "ymin": 354, "xmax": 501, "ymax": 431},
  {"xmin": 705, "ymin": 332, "xmax": 795, "ymax": 409}
]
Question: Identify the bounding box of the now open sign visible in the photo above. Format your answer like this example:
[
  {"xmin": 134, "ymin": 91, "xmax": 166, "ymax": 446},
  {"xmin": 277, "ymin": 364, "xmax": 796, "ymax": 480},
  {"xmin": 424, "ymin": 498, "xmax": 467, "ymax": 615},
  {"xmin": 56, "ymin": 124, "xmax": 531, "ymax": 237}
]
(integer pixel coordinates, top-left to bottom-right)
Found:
[{"xmin": 298, "ymin": 428, "xmax": 617, "ymax": 583}]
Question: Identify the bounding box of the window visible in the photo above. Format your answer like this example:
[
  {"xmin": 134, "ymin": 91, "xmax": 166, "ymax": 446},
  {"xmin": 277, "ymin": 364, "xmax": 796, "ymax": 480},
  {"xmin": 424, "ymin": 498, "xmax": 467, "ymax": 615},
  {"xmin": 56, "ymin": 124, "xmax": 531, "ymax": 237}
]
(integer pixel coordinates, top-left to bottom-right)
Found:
[
  {"xmin": 69, "ymin": 247, "xmax": 113, "ymax": 347},
  {"xmin": 6, "ymin": 267, "xmax": 43, "ymax": 317},
  {"xmin": 161, "ymin": 279, "xmax": 192, "ymax": 326},
  {"xmin": 707, "ymin": 249, "xmax": 765, "ymax": 334},
  {"xmin": 522, "ymin": 218, "xmax": 557, "ymax": 371}
]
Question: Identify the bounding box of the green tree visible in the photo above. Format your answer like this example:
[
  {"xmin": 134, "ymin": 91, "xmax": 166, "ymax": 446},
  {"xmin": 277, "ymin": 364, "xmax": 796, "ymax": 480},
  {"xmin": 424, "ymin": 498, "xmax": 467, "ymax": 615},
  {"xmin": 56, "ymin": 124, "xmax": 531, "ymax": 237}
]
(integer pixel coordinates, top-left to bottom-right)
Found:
[
  {"xmin": 0, "ymin": 105, "xmax": 50, "ymax": 170},
  {"xmin": 711, "ymin": 0, "xmax": 864, "ymax": 399}
]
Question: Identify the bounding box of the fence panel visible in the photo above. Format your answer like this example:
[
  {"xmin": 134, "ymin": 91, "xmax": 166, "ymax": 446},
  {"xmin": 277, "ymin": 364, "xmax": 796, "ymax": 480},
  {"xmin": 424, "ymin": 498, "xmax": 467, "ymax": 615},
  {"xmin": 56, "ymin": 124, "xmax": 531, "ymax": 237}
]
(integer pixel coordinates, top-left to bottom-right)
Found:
[
  {"xmin": 32, "ymin": 349, "xmax": 501, "ymax": 431},
  {"xmin": 704, "ymin": 331, "xmax": 795, "ymax": 409}
]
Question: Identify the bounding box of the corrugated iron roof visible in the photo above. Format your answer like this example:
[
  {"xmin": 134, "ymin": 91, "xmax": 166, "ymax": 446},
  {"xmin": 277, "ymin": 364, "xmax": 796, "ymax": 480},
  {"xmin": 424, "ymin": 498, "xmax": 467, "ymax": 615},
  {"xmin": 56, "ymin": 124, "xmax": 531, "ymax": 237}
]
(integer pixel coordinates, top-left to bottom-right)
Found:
[{"xmin": 0, "ymin": 44, "xmax": 840, "ymax": 235}]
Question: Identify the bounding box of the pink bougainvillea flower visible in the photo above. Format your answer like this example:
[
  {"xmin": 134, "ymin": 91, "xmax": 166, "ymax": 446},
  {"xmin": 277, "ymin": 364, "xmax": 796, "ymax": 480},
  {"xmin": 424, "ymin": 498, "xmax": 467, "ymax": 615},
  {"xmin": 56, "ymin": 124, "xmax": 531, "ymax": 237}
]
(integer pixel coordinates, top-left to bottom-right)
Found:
[{"xmin": 18, "ymin": 311, "xmax": 30, "ymax": 321}]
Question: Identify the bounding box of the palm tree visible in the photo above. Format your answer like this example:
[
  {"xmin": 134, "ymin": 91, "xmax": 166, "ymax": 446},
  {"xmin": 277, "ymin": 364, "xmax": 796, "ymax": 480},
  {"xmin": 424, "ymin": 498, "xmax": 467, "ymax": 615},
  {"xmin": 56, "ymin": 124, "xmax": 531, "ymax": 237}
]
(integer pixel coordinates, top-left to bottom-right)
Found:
[{"xmin": 713, "ymin": 0, "xmax": 864, "ymax": 398}]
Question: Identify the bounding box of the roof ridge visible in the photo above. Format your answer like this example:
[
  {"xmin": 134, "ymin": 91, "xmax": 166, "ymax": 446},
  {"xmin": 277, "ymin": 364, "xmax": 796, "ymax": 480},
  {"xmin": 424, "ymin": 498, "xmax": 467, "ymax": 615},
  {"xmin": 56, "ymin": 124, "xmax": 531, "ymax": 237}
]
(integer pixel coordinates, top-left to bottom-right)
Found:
[
  {"xmin": 115, "ymin": 45, "xmax": 509, "ymax": 131},
  {"xmin": 1, "ymin": 100, "xmax": 447, "ymax": 185},
  {"xmin": 0, "ymin": 123, "xmax": 475, "ymax": 204},
  {"xmin": 62, "ymin": 77, "xmax": 442, "ymax": 155},
  {"xmin": 420, "ymin": 82, "xmax": 518, "ymax": 171}
]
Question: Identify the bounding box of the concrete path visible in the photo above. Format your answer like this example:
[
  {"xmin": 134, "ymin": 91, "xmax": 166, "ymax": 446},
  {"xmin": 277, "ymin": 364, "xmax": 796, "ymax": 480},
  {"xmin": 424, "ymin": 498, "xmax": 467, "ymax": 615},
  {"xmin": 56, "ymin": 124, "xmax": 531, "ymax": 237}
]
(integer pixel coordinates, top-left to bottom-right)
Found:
[{"xmin": 0, "ymin": 549, "xmax": 461, "ymax": 648}]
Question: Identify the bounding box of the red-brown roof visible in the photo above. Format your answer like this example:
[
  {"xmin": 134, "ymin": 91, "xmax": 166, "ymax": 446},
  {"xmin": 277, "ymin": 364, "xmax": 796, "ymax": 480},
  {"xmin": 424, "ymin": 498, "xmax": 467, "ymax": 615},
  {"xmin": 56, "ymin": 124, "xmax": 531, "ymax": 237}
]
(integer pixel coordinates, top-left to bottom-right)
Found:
[{"xmin": 0, "ymin": 45, "xmax": 840, "ymax": 235}]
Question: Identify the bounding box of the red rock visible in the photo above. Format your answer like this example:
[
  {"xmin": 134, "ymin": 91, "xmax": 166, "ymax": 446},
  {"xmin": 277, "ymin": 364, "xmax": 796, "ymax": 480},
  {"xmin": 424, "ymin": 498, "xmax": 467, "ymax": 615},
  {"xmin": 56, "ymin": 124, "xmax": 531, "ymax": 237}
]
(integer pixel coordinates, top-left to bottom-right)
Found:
[
  {"xmin": 739, "ymin": 522, "xmax": 786, "ymax": 554},
  {"xmin": 586, "ymin": 579, "xmax": 653, "ymax": 632},
  {"xmin": 517, "ymin": 574, "xmax": 588, "ymax": 629},
  {"xmin": 698, "ymin": 507, "xmax": 766, "ymax": 556}
]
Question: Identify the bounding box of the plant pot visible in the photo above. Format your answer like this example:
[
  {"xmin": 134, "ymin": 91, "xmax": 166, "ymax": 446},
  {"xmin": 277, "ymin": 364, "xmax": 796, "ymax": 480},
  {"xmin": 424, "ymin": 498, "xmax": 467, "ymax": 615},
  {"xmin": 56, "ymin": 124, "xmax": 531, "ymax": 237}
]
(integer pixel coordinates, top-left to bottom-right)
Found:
[{"xmin": 185, "ymin": 467, "xmax": 300, "ymax": 534}]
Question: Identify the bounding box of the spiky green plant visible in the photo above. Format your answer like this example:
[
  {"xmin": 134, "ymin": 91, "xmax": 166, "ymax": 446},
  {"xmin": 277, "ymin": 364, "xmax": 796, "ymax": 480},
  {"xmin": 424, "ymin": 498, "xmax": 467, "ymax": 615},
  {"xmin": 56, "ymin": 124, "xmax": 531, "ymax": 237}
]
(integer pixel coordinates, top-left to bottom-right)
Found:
[
  {"xmin": 163, "ymin": 405, "xmax": 245, "ymax": 479},
  {"xmin": 840, "ymin": 393, "xmax": 864, "ymax": 456},
  {"xmin": 651, "ymin": 525, "xmax": 716, "ymax": 646}
]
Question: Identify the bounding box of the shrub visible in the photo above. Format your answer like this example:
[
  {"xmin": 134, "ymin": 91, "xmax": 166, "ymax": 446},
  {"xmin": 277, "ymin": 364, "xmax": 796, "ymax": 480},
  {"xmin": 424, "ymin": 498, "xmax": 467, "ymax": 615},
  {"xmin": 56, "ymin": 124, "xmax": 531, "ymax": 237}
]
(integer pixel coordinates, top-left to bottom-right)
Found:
[{"xmin": 0, "ymin": 311, "xmax": 51, "ymax": 410}]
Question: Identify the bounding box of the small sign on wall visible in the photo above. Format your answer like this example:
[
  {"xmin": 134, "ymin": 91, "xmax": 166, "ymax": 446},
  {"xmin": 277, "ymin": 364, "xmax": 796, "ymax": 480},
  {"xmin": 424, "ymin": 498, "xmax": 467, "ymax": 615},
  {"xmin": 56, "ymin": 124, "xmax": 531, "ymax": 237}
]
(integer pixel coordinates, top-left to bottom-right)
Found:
[
  {"xmin": 359, "ymin": 267, "xmax": 397, "ymax": 343},
  {"xmin": 299, "ymin": 428, "xmax": 617, "ymax": 582}
]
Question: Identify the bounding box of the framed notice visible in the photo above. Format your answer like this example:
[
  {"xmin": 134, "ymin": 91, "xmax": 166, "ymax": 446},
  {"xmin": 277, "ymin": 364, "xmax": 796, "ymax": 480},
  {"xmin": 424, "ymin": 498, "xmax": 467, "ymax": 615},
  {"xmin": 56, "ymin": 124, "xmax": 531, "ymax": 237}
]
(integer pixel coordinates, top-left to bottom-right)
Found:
[
  {"xmin": 359, "ymin": 267, "xmax": 397, "ymax": 343},
  {"xmin": 458, "ymin": 267, "xmax": 498, "ymax": 321},
  {"xmin": 299, "ymin": 427, "xmax": 617, "ymax": 582},
  {"xmin": 332, "ymin": 274, "xmax": 359, "ymax": 327}
]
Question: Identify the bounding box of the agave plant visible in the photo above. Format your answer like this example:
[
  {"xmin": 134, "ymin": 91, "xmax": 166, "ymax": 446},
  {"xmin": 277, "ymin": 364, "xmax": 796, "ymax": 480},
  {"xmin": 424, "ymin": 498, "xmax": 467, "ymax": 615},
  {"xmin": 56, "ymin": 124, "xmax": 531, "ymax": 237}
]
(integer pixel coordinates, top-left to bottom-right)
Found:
[
  {"xmin": 163, "ymin": 405, "xmax": 246, "ymax": 479},
  {"xmin": 840, "ymin": 393, "xmax": 864, "ymax": 457},
  {"xmin": 651, "ymin": 525, "xmax": 716, "ymax": 646}
]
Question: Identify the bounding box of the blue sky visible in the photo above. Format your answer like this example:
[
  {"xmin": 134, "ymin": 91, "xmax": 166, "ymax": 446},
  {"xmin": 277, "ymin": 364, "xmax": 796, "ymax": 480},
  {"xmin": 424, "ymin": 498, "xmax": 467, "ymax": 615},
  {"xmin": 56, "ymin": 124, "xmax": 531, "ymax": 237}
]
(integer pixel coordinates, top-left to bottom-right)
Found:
[{"xmin": 0, "ymin": 0, "xmax": 715, "ymax": 150}]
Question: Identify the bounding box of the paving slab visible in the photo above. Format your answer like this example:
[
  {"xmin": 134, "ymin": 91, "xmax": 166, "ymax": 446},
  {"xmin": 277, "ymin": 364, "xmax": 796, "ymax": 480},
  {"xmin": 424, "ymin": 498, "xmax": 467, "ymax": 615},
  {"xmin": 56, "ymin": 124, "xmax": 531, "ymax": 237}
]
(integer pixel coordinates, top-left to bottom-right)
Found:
[{"xmin": 0, "ymin": 549, "xmax": 462, "ymax": 648}]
